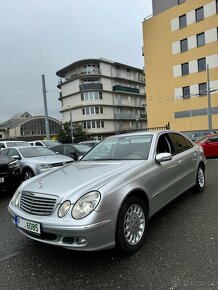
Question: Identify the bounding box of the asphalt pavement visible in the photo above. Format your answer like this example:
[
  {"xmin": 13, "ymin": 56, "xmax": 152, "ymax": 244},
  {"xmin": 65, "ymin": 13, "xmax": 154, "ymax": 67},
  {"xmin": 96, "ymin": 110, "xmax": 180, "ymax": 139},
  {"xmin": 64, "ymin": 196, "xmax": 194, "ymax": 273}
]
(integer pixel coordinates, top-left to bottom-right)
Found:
[{"xmin": 0, "ymin": 159, "xmax": 217, "ymax": 290}]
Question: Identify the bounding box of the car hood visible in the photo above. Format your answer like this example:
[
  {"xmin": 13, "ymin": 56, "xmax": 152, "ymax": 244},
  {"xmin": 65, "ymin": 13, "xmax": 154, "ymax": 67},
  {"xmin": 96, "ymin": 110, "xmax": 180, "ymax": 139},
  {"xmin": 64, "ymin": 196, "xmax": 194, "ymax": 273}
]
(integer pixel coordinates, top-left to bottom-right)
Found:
[
  {"xmin": 21, "ymin": 160, "xmax": 144, "ymax": 202},
  {"xmin": 22, "ymin": 154, "xmax": 73, "ymax": 163}
]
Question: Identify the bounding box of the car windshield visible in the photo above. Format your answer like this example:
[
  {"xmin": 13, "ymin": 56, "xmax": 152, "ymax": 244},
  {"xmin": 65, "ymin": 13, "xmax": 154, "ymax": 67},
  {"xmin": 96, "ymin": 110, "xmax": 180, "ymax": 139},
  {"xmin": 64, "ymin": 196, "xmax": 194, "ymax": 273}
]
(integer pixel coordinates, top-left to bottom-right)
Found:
[
  {"xmin": 82, "ymin": 135, "xmax": 153, "ymax": 161},
  {"xmin": 72, "ymin": 144, "xmax": 90, "ymax": 153},
  {"xmin": 6, "ymin": 141, "xmax": 30, "ymax": 147},
  {"xmin": 42, "ymin": 140, "xmax": 60, "ymax": 148},
  {"xmin": 19, "ymin": 147, "xmax": 56, "ymax": 158}
]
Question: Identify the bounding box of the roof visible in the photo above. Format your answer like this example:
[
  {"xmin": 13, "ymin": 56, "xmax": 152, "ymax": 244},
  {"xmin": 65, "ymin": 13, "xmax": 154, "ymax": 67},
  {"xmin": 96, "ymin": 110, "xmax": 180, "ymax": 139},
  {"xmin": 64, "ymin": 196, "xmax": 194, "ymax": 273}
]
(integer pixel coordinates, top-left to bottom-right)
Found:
[
  {"xmin": 56, "ymin": 58, "xmax": 144, "ymax": 77},
  {"xmin": 0, "ymin": 112, "xmax": 61, "ymax": 131}
]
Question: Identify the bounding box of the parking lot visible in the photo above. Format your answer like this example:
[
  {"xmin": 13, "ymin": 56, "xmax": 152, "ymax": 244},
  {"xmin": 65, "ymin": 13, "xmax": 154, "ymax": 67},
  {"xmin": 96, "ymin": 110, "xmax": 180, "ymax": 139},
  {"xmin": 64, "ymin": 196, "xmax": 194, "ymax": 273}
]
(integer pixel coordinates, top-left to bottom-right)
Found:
[{"xmin": 0, "ymin": 159, "xmax": 217, "ymax": 290}]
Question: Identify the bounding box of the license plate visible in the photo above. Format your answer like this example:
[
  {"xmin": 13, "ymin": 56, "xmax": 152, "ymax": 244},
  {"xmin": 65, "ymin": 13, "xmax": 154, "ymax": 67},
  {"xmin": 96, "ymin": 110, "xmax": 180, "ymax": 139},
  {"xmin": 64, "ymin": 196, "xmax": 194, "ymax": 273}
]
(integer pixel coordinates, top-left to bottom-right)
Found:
[
  {"xmin": 15, "ymin": 216, "xmax": 41, "ymax": 235},
  {"xmin": 0, "ymin": 177, "xmax": 4, "ymax": 183}
]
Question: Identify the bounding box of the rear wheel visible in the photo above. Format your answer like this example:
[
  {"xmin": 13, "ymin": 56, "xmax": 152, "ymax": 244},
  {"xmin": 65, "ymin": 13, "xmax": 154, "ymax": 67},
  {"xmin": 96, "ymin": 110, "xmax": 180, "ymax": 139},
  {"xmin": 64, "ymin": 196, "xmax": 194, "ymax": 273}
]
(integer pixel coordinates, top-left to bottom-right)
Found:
[
  {"xmin": 23, "ymin": 168, "xmax": 34, "ymax": 180},
  {"xmin": 116, "ymin": 196, "xmax": 148, "ymax": 254},
  {"xmin": 194, "ymin": 165, "xmax": 205, "ymax": 192}
]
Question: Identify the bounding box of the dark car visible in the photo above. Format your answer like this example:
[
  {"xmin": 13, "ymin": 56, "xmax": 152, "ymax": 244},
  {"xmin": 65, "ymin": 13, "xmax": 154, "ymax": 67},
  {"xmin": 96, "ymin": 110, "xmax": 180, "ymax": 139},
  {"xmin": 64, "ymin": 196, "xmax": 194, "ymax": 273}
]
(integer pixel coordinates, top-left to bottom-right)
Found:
[
  {"xmin": 51, "ymin": 144, "xmax": 90, "ymax": 160},
  {"xmin": 0, "ymin": 155, "xmax": 22, "ymax": 193}
]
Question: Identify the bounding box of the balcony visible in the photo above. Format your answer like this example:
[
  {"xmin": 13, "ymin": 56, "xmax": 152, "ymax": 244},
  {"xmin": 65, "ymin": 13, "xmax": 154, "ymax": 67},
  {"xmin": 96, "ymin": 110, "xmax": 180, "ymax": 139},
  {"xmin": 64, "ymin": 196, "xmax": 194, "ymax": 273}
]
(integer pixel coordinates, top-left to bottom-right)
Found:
[
  {"xmin": 114, "ymin": 113, "xmax": 147, "ymax": 120},
  {"xmin": 113, "ymin": 85, "xmax": 139, "ymax": 94},
  {"xmin": 79, "ymin": 83, "xmax": 103, "ymax": 91}
]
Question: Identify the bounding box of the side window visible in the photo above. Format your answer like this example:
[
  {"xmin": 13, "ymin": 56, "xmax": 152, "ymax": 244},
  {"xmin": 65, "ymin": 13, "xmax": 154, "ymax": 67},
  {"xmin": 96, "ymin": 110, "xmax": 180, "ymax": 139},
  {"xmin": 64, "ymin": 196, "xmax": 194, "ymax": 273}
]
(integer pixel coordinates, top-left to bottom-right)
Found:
[
  {"xmin": 168, "ymin": 133, "xmax": 193, "ymax": 154},
  {"xmin": 0, "ymin": 143, "xmax": 5, "ymax": 150},
  {"xmin": 8, "ymin": 148, "xmax": 20, "ymax": 158},
  {"xmin": 156, "ymin": 134, "xmax": 171, "ymax": 154},
  {"xmin": 65, "ymin": 146, "xmax": 76, "ymax": 155},
  {"xmin": 209, "ymin": 136, "xmax": 218, "ymax": 143},
  {"xmin": 0, "ymin": 149, "xmax": 9, "ymax": 156},
  {"xmin": 36, "ymin": 142, "xmax": 43, "ymax": 146}
]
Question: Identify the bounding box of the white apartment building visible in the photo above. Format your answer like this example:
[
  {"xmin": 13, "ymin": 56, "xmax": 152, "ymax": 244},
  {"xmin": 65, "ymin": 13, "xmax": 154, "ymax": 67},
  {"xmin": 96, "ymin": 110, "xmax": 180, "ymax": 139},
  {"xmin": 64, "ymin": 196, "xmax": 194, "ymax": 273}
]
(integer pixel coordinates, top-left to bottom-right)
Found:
[{"xmin": 56, "ymin": 58, "xmax": 146, "ymax": 139}]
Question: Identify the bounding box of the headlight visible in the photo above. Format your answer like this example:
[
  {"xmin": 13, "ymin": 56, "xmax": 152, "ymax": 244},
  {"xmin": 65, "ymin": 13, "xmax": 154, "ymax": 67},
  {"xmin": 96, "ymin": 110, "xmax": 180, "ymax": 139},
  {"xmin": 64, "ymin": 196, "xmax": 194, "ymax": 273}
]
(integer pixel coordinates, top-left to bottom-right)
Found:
[
  {"xmin": 11, "ymin": 189, "xmax": 22, "ymax": 207},
  {"xmin": 72, "ymin": 191, "xmax": 100, "ymax": 219},
  {"xmin": 38, "ymin": 163, "xmax": 53, "ymax": 169},
  {"xmin": 8, "ymin": 160, "xmax": 20, "ymax": 169},
  {"xmin": 58, "ymin": 200, "xmax": 71, "ymax": 218}
]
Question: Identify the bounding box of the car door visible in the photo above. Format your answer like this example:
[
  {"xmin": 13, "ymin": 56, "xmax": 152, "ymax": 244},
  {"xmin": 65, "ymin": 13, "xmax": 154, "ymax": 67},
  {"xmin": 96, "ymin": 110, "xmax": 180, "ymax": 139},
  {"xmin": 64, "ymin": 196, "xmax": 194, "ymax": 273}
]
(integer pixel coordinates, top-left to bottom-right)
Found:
[
  {"xmin": 149, "ymin": 133, "xmax": 187, "ymax": 211},
  {"xmin": 168, "ymin": 133, "xmax": 198, "ymax": 188},
  {"xmin": 204, "ymin": 136, "xmax": 218, "ymax": 157}
]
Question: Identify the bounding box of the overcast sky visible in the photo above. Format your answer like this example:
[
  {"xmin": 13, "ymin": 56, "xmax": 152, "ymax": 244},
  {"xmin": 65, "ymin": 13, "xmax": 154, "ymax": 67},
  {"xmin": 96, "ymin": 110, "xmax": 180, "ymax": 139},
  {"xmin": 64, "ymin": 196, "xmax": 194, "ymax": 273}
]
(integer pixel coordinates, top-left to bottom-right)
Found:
[{"xmin": 0, "ymin": 0, "xmax": 152, "ymax": 123}]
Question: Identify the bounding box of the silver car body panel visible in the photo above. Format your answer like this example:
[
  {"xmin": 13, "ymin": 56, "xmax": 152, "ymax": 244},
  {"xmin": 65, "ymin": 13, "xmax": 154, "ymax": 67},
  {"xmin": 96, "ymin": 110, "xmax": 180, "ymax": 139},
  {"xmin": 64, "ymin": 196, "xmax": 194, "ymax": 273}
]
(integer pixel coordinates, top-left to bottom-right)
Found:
[{"xmin": 8, "ymin": 130, "xmax": 206, "ymax": 251}]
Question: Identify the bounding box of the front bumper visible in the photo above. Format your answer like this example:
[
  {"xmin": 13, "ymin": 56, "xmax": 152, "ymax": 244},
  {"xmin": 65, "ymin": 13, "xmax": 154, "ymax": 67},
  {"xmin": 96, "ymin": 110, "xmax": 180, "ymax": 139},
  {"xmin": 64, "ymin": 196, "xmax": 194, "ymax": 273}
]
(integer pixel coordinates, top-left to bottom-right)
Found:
[{"xmin": 8, "ymin": 204, "xmax": 118, "ymax": 251}]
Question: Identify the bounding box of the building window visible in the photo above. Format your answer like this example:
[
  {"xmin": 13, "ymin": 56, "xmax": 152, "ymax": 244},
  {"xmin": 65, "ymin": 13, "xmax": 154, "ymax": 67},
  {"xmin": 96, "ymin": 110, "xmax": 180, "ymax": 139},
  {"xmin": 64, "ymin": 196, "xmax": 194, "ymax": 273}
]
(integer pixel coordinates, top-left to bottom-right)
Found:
[
  {"xmin": 195, "ymin": 7, "xmax": 204, "ymax": 22},
  {"xmin": 199, "ymin": 83, "xmax": 207, "ymax": 95},
  {"xmin": 82, "ymin": 106, "xmax": 103, "ymax": 115},
  {"xmin": 83, "ymin": 120, "xmax": 104, "ymax": 129},
  {"xmin": 180, "ymin": 38, "xmax": 188, "ymax": 52},
  {"xmin": 178, "ymin": 0, "xmax": 185, "ymax": 4},
  {"xmin": 179, "ymin": 14, "xmax": 187, "ymax": 28},
  {"xmin": 81, "ymin": 91, "xmax": 102, "ymax": 101},
  {"xmin": 181, "ymin": 63, "xmax": 189, "ymax": 75},
  {"xmin": 182, "ymin": 86, "xmax": 190, "ymax": 98},
  {"xmin": 198, "ymin": 58, "xmax": 206, "ymax": 72},
  {"xmin": 197, "ymin": 32, "xmax": 205, "ymax": 46}
]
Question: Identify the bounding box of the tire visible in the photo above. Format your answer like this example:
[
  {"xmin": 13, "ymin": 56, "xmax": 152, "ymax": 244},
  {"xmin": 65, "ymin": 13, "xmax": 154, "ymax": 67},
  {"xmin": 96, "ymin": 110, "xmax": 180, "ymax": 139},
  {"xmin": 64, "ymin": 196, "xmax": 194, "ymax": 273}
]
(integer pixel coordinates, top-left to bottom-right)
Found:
[
  {"xmin": 23, "ymin": 168, "xmax": 34, "ymax": 181},
  {"xmin": 116, "ymin": 196, "xmax": 148, "ymax": 254},
  {"xmin": 194, "ymin": 165, "xmax": 205, "ymax": 193}
]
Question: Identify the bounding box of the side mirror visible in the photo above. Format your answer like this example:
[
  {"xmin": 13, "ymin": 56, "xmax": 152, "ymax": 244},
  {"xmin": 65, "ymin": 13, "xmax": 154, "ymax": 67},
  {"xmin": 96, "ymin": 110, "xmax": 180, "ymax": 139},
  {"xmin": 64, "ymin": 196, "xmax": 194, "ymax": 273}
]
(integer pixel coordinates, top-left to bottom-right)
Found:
[
  {"xmin": 11, "ymin": 155, "xmax": 21, "ymax": 160},
  {"xmin": 156, "ymin": 152, "xmax": 172, "ymax": 163},
  {"xmin": 205, "ymin": 140, "xmax": 211, "ymax": 144}
]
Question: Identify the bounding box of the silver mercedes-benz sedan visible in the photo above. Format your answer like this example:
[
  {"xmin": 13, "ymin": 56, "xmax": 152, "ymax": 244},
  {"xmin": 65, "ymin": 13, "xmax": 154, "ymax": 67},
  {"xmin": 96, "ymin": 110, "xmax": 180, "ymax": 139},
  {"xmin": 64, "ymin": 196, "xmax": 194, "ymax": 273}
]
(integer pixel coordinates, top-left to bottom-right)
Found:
[{"xmin": 8, "ymin": 130, "xmax": 206, "ymax": 253}]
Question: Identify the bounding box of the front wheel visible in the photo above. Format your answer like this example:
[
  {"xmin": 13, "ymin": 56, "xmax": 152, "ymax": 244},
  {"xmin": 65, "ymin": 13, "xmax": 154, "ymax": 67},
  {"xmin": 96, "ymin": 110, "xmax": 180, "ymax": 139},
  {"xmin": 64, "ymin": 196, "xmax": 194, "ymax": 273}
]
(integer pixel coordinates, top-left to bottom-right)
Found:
[
  {"xmin": 23, "ymin": 168, "xmax": 34, "ymax": 181},
  {"xmin": 116, "ymin": 196, "xmax": 148, "ymax": 254},
  {"xmin": 194, "ymin": 165, "xmax": 205, "ymax": 193}
]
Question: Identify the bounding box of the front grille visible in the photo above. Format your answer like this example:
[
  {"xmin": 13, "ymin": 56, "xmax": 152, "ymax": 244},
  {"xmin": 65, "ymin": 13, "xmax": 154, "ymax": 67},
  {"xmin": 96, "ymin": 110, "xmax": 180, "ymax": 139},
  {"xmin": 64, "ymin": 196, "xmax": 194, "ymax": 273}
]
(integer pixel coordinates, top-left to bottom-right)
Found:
[
  {"xmin": 51, "ymin": 160, "xmax": 73, "ymax": 168},
  {"xmin": 51, "ymin": 162, "xmax": 64, "ymax": 167},
  {"xmin": 0, "ymin": 164, "xmax": 8, "ymax": 173},
  {"xmin": 20, "ymin": 191, "xmax": 57, "ymax": 216}
]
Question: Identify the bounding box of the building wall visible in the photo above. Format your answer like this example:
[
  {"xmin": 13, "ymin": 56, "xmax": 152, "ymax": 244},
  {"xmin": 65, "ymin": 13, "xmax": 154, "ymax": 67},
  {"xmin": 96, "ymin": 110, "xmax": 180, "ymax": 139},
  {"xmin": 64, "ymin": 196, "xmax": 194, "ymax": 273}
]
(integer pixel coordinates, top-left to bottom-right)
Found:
[
  {"xmin": 58, "ymin": 59, "xmax": 146, "ymax": 138},
  {"xmin": 143, "ymin": 0, "xmax": 218, "ymax": 131}
]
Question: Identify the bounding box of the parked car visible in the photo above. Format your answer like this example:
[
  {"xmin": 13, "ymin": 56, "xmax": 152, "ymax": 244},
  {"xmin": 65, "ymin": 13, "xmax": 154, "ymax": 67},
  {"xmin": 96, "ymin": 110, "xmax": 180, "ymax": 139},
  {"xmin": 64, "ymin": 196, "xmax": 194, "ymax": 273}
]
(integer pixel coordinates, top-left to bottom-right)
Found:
[
  {"xmin": 51, "ymin": 144, "xmax": 90, "ymax": 160},
  {"xmin": 0, "ymin": 141, "xmax": 30, "ymax": 150},
  {"xmin": 196, "ymin": 134, "xmax": 218, "ymax": 158},
  {"xmin": 0, "ymin": 146, "xmax": 73, "ymax": 180},
  {"xmin": 8, "ymin": 130, "xmax": 206, "ymax": 253},
  {"xmin": 186, "ymin": 131, "xmax": 216, "ymax": 142},
  {"xmin": 78, "ymin": 140, "xmax": 100, "ymax": 147},
  {"xmin": 29, "ymin": 140, "xmax": 60, "ymax": 149},
  {"xmin": 0, "ymin": 155, "xmax": 22, "ymax": 193}
]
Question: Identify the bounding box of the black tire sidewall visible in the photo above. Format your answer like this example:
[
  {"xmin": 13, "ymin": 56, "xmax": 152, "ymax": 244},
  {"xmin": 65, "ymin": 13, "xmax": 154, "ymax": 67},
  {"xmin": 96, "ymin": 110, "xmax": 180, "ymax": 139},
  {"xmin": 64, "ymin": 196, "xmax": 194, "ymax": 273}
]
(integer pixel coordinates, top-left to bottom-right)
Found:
[
  {"xmin": 23, "ymin": 168, "xmax": 34, "ymax": 180},
  {"xmin": 116, "ymin": 196, "xmax": 148, "ymax": 254},
  {"xmin": 195, "ymin": 165, "xmax": 205, "ymax": 192}
]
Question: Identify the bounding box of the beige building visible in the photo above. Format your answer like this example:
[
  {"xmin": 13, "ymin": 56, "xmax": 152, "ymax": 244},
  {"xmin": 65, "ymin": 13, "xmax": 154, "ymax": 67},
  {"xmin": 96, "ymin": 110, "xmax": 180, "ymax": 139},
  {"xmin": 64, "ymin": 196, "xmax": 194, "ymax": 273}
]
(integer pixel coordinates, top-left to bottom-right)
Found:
[
  {"xmin": 143, "ymin": 0, "xmax": 218, "ymax": 132},
  {"xmin": 56, "ymin": 58, "xmax": 146, "ymax": 139}
]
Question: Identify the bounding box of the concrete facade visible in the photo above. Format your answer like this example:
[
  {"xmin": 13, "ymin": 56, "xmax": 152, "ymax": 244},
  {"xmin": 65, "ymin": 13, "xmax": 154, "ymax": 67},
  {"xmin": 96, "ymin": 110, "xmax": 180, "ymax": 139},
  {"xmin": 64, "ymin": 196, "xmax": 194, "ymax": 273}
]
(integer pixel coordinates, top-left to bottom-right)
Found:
[
  {"xmin": 57, "ymin": 58, "xmax": 146, "ymax": 139},
  {"xmin": 143, "ymin": 0, "xmax": 218, "ymax": 132}
]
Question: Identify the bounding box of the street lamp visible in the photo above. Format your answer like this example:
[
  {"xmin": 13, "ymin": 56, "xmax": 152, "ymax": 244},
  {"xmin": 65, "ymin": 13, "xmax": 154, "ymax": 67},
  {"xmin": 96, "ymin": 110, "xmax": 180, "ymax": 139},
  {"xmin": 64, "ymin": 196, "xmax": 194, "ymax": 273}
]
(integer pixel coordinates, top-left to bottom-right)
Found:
[
  {"xmin": 67, "ymin": 105, "xmax": 74, "ymax": 142},
  {"xmin": 136, "ymin": 115, "xmax": 139, "ymax": 130},
  {"xmin": 207, "ymin": 64, "xmax": 212, "ymax": 131}
]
